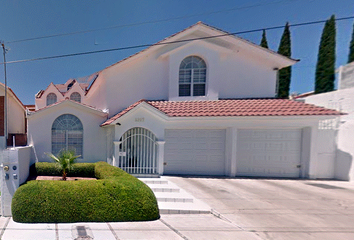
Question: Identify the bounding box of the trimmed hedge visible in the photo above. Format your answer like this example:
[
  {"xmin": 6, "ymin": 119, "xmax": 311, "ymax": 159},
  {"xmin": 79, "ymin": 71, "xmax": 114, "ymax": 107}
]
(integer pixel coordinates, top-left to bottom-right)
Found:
[
  {"xmin": 30, "ymin": 162, "xmax": 96, "ymax": 178},
  {"xmin": 12, "ymin": 162, "xmax": 160, "ymax": 223}
]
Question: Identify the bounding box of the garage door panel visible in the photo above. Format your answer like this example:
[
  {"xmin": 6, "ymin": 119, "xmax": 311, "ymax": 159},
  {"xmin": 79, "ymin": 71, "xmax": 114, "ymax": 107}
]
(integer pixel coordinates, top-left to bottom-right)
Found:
[
  {"xmin": 237, "ymin": 129, "xmax": 301, "ymax": 178},
  {"xmin": 164, "ymin": 129, "xmax": 226, "ymax": 175}
]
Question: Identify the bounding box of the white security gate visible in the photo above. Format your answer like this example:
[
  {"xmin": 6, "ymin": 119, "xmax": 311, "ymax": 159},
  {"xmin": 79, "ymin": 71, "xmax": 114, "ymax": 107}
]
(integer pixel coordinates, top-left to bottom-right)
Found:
[
  {"xmin": 164, "ymin": 129, "xmax": 226, "ymax": 175},
  {"xmin": 237, "ymin": 129, "xmax": 302, "ymax": 178},
  {"xmin": 118, "ymin": 127, "xmax": 158, "ymax": 175}
]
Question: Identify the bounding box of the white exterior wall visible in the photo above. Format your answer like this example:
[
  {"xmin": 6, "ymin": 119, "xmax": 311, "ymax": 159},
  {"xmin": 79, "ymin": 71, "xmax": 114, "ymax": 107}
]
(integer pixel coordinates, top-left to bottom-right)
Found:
[
  {"xmin": 85, "ymin": 36, "xmax": 282, "ymax": 118},
  {"xmin": 303, "ymin": 87, "xmax": 354, "ymax": 180},
  {"xmin": 110, "ymin": 104, "xmax": 325, "ymax": 178},
  {"xmin": 338, "ymin": 62, "xmax": 354, "ymax": 90},
  {"xmin": 87, "ymin": 56, "xmax": 169, "ymax": 116},
  {"xmin": 28, "ymin": 103, "xmax": 108, "ymax": 163}
]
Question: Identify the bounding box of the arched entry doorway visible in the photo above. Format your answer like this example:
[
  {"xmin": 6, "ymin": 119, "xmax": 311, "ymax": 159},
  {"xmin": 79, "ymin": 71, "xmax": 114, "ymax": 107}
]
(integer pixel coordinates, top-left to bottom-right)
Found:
[{"xmin": 118, "ymin": 127, "xmax": 158, "ymax": 175}]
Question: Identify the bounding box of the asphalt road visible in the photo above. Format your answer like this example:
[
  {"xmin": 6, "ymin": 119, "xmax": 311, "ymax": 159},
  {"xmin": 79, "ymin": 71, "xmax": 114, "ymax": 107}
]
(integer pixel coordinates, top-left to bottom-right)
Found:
[{"xmin": 166, "ymin": 176, "xmax": 354, "ymax": 240}]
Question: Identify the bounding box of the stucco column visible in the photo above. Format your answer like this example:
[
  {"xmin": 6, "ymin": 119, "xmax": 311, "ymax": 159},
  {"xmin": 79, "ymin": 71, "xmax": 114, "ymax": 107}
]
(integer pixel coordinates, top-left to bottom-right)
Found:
[
  {"xmin": 113, "ymin": 141, "xmax": 121, "ymax": 167},
  {"xmin": 225, "ymin": 127, "xmax": 237, "ymax": 177},
  {"xmin": 156, "ymin": 141, "xmax": 165, "ymax": 175},
  {"xmin": 307, "ymin": 124, "xmax": 319, "ymax": 179}
]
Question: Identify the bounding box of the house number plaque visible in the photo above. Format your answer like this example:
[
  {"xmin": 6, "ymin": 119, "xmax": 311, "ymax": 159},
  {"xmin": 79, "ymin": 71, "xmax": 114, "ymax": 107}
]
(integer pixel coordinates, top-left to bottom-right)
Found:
[
  {"xmin": 118, "ymin": 152, "xmax": 126, "ymax": 157},
  {"xmin": 135, "ymin": 117, "xmax": 144, "ymax": 122}
]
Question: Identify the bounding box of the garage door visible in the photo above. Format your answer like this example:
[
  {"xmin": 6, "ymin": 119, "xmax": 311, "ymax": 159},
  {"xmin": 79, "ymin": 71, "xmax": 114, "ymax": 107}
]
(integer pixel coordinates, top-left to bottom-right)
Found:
[
  {"xmin": 164, "ymin": 129, "xmax": 226, "ymax": 175},
  {"xmin": 237, "ymin": 129, "xmax": 302, "ymax": 178}
]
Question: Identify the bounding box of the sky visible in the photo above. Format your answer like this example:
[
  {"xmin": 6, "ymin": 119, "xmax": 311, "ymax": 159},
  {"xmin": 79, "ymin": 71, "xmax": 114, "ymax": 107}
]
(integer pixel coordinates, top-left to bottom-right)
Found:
[{"xmin": 0, "ymin": 0, "xmax": 353, "ymax": 105}]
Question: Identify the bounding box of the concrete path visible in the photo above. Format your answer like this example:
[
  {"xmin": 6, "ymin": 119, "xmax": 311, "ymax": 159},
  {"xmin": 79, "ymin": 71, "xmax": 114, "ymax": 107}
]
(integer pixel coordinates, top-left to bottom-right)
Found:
[{"xmin": 1, "ymin": 177, "xmax": 354, "ymax": 239}]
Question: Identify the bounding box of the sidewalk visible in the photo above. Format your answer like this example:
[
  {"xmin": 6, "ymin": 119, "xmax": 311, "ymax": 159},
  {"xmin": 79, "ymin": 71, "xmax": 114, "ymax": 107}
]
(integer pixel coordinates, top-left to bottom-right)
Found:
[{"xmin": 0, "ymin": 214, "xmax": 253, "ymax": 240}]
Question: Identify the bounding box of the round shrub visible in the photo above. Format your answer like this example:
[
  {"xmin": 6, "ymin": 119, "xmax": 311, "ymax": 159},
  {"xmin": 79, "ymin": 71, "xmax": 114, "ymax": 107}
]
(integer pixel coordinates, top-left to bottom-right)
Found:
[{"xmin": 12, "ymin": 162, "xmax": 160, "ymax": 223}]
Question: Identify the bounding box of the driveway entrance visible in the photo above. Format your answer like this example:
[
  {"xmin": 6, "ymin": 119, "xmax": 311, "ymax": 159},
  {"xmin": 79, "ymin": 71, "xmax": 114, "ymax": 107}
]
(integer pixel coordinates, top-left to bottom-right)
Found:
[{"xmin": 166, "ymin": 177, "xmax": 354, "ymax": 240}]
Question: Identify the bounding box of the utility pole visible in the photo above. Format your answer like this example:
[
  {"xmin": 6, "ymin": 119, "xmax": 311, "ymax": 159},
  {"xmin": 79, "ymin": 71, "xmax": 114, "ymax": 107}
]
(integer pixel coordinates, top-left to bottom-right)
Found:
[{"xmin": 1, "ymin": 41, "xmax": 7, "ymax": 148}]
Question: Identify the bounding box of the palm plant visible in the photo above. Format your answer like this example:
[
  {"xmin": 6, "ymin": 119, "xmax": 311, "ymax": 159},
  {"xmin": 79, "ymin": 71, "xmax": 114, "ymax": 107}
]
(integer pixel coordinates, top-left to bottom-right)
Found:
[{"xmin": 46, "ymin": 150, "xmax": 81, "ymax": 180}]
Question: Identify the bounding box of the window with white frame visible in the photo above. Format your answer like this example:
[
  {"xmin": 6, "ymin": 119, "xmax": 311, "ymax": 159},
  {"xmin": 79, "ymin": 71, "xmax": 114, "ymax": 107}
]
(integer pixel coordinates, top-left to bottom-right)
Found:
[
  {"xmin": 70, "ymin": 92, "xmax": 81, "ymax": 103},
  {"xmin": 46, "ymin": 93, "xmax": 57, "ymax": 106},
  {"xmin": 52, "ymin": 114, "xmax": 83, "ymax": 156},
  {"xmin": 179, "ymin": 56, "xmax": 206, "ymax": 97}
]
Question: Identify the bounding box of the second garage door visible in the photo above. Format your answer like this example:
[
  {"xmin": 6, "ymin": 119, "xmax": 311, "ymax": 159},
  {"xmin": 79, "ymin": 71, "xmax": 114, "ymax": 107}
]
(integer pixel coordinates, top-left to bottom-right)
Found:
[
  {"xmin": 164, "ymin": 129, "xmax": 226, "ymax": 175},
  {"xmin": 237, "ymin": 129, "xmax": 302, "ymax": 178}
]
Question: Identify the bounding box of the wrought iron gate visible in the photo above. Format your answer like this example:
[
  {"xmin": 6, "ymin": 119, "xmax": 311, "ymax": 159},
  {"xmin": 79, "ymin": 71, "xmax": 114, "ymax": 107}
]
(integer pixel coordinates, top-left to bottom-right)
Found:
[{"xmin": 118, "ymin": 127, "xmax": 158, "ymax": 175}]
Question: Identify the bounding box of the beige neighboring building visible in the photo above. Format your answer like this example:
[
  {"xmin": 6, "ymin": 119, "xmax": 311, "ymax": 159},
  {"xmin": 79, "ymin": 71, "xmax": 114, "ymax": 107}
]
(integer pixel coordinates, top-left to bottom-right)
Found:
[{"xmin": 0, "ymin": 83, "xmax": 27, "ymax": 149}]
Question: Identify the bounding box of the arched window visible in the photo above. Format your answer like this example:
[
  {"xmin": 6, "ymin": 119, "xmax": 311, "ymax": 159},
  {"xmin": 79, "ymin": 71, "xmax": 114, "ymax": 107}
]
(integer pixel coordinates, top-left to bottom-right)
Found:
[
  {"xmin": 52, "ymin": 114, "xmax": 83, "ymax": 156},
  {"xmin": 46, "ymin": 93, "xmax": 57, "ymax": 106},
  {"xmin": 179, "ymin": 56, "xmax": 206, "ymax": 97},
  {"xmin": 70, "ymin": 92, "xmax": 81, "ymax": 103}
]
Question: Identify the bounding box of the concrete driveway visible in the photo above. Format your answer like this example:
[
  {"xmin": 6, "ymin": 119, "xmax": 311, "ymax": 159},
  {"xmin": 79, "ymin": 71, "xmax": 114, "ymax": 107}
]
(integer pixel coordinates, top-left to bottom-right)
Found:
[{"xmin": 165, "ymin": 177, "xmax": 354, "ymax": 240}]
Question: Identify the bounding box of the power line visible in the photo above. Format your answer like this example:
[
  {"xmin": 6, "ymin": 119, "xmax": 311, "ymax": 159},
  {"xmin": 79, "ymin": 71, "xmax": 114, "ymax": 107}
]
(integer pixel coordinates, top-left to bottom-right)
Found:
[
  {"xmin": 2, "ymin": 15, "xmax": 354, "ymax": 65},
  {"xmin": 5, "ymin": 0, "xmax": 302, "ymax": 44}
]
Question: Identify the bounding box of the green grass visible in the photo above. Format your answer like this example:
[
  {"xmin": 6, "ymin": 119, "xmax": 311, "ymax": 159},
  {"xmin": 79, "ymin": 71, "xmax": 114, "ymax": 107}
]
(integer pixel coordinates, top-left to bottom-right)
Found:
[{"xmin": 12, "ymin": 162, "xmax": 160, "ymax": 223}]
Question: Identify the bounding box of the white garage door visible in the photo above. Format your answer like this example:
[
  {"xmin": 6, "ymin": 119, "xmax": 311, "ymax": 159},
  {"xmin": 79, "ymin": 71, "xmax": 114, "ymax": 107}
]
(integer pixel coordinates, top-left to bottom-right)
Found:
[
  {"xmin": 237, "ymin": 129, "xmax": 302, "ymax": 178},
  {"xmin": 164, "ymin": 129, "xmax": 226, "ymax": 175}
]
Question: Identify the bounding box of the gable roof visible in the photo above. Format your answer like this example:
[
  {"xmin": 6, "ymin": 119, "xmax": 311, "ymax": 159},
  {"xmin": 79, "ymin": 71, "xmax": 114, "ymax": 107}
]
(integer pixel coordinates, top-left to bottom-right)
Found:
[
  {"xmin": 101, "ymin": 99, "xmax": 343, "ymax": 126},
  {"xmin": 29, "ymin": 98, "xmax": 107, "ymax": 117},
  {"xmin": 99, "ymin": 21, "xmax": 298, "ymax": 73},
  {"xmin": 0, "ymin": 82, "xmax": 25, "ymax": 110},
  {"xmin": 36, "ymin": 73, "xmax": 99, "ymax": 98}
]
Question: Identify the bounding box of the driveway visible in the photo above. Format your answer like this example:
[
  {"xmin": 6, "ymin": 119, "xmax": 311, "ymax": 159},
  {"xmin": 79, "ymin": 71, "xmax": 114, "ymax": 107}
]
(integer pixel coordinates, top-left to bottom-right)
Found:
[{"xmin": 165, "ymin": 177, "xmax": 354, "ymax": 240}]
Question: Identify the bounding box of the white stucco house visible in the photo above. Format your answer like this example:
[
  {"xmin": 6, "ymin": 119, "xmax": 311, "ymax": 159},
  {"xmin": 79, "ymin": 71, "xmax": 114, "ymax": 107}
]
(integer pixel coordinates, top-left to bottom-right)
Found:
[{"xmin": 27, "ymin": 22, "xmax": 342, "ymax": 178}]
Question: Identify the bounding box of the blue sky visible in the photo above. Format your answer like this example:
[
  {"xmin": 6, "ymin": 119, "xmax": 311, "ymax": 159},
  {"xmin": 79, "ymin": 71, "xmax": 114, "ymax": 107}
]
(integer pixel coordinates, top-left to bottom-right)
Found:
[{"xmin": 0, "ymin": 0, "xmax": 353, "ymax": 104}]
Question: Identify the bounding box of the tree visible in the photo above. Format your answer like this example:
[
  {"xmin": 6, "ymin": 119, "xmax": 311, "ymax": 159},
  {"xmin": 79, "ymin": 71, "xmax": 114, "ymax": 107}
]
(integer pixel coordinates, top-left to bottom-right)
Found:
[
  {"xmin": 315, "ymin": 15, "xmax": 336, "ymax": 94},
  {"xmin": 46, "ymin": 150, "xmax": 80, "ymax": 180},
  {"xmin": 277, "ymin": 22, "xmax": 292, "ymax": 98},
  {"xmin": 260, "ymin": 29, "xmax": 269, "ymax": 49},
  {"xmin": 348, "ymin": 22, "xmax": 354, "ymax": 63}
]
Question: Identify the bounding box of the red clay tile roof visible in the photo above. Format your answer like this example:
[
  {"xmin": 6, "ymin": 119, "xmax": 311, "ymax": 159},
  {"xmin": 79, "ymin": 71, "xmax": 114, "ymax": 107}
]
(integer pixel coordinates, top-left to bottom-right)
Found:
[
  {"xmin": 101, "ymin": 100, "xmax": 146, "ymax": 126},
  {"xmin": 101, "ymin": 99, "xmax": 343, "ymax": 126}
]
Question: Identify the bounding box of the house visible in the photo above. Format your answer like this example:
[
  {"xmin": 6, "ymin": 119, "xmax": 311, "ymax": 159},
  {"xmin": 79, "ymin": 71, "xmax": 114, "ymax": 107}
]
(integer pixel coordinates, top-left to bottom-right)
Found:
[
  {"xmin": 27, "ymin": 22, "xmax": 342, "ymax": 178},
  {"xmin": 299, "ymin": 62, "xmax": 354, "ymax": 181},
  {"xmin": 0, "ymin": 83, "xmax": 27, "ymax": 149}
]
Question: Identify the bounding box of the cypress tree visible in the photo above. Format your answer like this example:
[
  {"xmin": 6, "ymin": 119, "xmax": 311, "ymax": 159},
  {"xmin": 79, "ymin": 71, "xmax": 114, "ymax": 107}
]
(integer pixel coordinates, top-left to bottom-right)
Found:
[
  {"xmin": 348, "ymin": 22, "xmax": 354, "ymax": 63},
  {"xmin": 277, "ymin": 22, "xmax": 291, "ymax": 98},
  {"xmin": 315, "ymin": 15, "xmax": 336, "ymax": 94},
  {"xmin": 260, "ymin": 29, "xmax": 269, "ymax": 49}
]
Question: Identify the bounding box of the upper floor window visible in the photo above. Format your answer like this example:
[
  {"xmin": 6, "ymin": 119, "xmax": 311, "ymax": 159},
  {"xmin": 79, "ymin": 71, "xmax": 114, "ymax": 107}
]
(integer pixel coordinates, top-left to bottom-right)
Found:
[
  {"xmin": 179, "ymin": 56, "xmax": 206, "ymax": 97},
  {"xmin": 70, "ymin": 92, "xmax": 81, "ymax": 103},
  {"xmin": 46, "ymin": 93, "xmax": 57, "ymax": 106}
]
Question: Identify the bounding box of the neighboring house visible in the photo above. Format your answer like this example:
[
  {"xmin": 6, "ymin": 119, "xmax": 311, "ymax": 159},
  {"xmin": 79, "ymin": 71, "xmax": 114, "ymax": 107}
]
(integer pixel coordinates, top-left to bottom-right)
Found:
[
  {"xmin": 28, "ymin": 22, "xmax": 342, "ymax": 179},
  {"xmin": 301, "ymin": 62, "xmax": 354, "ymax": 181},
  {"xmin": 0, "ymin": 83, "xmax": 27, "ymax": 149}
]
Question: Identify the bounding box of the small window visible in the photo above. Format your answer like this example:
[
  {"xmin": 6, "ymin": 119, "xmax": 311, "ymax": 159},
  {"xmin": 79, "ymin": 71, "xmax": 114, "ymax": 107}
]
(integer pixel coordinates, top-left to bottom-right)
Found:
[
  {"xmin": 46, "ymin": 93, "xmax": 57, "ymax": 106},
  {"xmin": 70, "ymin": 92, "xmax": 81, "ymax": 103},
  {"xmin": 179, "ymin": 56, "xmax": 206, "ymax": 97}
]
